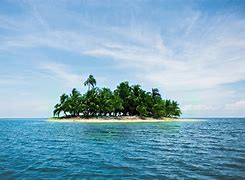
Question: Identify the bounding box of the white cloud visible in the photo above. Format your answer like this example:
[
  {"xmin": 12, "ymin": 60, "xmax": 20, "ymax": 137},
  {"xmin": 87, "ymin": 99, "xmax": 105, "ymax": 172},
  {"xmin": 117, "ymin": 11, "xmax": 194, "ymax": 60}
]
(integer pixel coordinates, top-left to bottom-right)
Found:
[
  {"xmin": 0, "ymin": 1, "xmax": 244, "ymax": 117},
  {"xmin": 225, "ymin": 100, "xmax": 245, "ymax": 111},
  {"xmin": 1, "ymin": 13, "xmax": 244, "ymax": 92},
  {"xmin": 182, "ymin": 104, "xmax": 219, "ymax": 112},
  {"xmin": 40, "ymin": 62, "xmax": 82, "ymax": 88},
  {"xmin": 0, "ymin": 100, "xmax": 51, "ymax": 118},
  {"xmin": 0, "ymin": 76, "xmax": 28, "ymax": 85}
]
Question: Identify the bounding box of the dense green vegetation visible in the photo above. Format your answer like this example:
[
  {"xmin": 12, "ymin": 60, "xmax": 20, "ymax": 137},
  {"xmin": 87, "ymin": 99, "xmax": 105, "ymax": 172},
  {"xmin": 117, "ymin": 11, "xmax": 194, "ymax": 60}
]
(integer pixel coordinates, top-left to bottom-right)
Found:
[{"xmin": 53, "ymin": 75, "xmax": 181, "ymax": 118}]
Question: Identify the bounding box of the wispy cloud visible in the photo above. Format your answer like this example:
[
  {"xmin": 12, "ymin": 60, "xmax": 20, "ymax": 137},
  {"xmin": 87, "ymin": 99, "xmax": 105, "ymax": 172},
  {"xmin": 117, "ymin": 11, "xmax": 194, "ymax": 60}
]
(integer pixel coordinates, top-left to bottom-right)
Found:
[
  {"xmin": 0, "ymin": 99, "xmax": 51, "ymax": 118},
  {"xmin": 40, "ymin": 62, "xmax": 82, "ymax": 88},
  {"xmin": 0, "ymin": 75, "xmax": 28, "ymax": 85},
  {"xmin": 225, "ymin": 100, "xmax": 245, "ymax": 111},
  {"xmin": 182, "ymin": 104, "xmax": 220, "ymax": 112},
  {"xmin": 0, "ymin": 0, "xmax": 244, "ymax": 117},
  {"xmin": 1, "ymin": 12, "xmax": 244, "ymax": 92}
]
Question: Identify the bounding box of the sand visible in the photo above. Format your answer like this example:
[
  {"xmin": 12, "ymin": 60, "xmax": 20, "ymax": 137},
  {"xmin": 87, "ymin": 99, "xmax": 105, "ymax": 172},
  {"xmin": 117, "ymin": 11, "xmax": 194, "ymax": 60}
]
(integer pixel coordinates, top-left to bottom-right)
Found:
[{"xmin": 48, "ymin": 116, "xmax": 199, "ymax": 123}]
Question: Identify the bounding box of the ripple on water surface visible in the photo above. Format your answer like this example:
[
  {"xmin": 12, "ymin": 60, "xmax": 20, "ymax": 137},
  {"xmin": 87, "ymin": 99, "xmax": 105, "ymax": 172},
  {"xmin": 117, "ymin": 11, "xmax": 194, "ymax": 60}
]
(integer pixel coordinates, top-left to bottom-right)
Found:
[{"xmin": 0, "ymin": 118, "xmax": 244, "ymax": 179}]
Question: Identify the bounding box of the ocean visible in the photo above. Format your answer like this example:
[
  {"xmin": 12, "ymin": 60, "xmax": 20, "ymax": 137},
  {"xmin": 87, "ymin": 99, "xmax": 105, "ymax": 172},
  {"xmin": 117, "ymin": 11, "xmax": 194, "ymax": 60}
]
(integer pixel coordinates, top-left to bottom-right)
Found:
[{"xmin": 0, "ymin": 118, "xmax": 244, "ymax": 179}]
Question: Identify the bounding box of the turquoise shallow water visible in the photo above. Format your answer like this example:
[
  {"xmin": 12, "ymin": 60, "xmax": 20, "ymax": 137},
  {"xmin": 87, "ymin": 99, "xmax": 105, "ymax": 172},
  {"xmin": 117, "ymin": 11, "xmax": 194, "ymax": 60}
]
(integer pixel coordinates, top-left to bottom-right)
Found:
[{"xmin": 0, "ymin": 118, "xmax": 244, "ymax": 179}]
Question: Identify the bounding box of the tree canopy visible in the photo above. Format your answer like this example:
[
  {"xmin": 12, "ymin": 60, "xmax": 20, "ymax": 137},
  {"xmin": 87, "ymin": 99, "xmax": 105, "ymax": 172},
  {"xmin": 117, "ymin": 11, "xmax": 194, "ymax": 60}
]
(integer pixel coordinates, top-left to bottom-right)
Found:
[{"xmin": 53, "ymin": 75, "xmax": 181, "ymax": 118}]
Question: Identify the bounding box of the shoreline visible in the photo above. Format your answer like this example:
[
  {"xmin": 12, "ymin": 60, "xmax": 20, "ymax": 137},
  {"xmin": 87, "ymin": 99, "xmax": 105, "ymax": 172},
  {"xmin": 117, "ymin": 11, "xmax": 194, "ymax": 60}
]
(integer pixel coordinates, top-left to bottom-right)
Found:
[{"xmin": 48, "ymin": 116, "xmax": 199, "ymax": 123}]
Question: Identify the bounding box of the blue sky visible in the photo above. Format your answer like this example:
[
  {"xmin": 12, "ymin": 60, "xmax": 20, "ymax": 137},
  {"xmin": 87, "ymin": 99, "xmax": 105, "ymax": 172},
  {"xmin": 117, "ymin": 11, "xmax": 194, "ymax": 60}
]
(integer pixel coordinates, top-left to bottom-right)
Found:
[{"xmin": 0, "ymin": 0, "xmax": 245, "ymax": 118}]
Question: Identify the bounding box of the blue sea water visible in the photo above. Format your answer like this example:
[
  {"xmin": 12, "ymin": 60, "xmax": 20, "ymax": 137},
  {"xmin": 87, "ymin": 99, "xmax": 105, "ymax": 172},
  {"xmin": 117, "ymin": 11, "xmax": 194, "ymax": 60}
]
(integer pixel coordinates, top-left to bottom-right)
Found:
[{"xmin": 0, "ymin": 118, "xmax": 244, "ymax": 179}]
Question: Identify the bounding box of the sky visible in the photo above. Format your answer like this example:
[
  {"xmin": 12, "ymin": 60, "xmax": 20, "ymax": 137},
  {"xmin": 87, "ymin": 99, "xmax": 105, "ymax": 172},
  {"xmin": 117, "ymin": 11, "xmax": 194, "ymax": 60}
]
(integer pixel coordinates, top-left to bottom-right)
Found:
[{"xmin": 0, "ymin": 0, "xmax": 245, "ymax": 118}]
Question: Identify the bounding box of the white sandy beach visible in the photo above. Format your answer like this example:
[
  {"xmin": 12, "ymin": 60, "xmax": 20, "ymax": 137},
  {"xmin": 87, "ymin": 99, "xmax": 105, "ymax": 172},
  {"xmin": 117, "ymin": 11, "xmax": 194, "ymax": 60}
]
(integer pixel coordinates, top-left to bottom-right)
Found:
[{"xmin": 48, "ymin": 116, "xmax": 199, "ymax": 123}]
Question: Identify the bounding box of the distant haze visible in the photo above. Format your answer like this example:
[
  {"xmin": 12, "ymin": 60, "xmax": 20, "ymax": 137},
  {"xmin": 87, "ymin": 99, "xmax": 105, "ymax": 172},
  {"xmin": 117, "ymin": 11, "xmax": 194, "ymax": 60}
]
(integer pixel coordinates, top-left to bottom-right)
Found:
[{"xmin": 0, "ymin": 0, "xmax": 245, "ymax": 117}]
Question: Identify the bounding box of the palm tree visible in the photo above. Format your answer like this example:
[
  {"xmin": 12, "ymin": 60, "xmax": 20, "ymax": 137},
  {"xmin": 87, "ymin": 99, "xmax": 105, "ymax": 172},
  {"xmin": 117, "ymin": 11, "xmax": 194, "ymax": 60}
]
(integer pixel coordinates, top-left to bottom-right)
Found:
[
  {"xmin": 53, "ymin": 103, "xmax": 62, "ymax": 117},
  {"xmin": 60, "ymin": 94, "xmax": 69, "ymax": 117},
  {"xmin": 170, "ymin": 100, "xmax": 182, "ymax": 117},
  {"xmin": 136, "ymin": 104, "xmax": 148, "ymax": 118},
  {"xmin": 131, "ymin": 85, "xmax": 145, "ymax": 116},
  {"xmin": 151, "ymin": 99, "xmax": 165, "ymax": 118},
  {"xmin": 152, "ymin": 88, "xmax": 161, "ymax": 98},
  {"xmin": 84, "ymin": 75, "xmax": 96, "ymax": 91},
  {"xmin": 111, "ymin": 93, "xmax": 123, "ymax": 116},
  {"xmin": 115, "ymin": 82, "xmax": 132, "ymax": 116},
  {"xmin": 68, "ymin": 88, "xmax": 81, "ymax": 117},
  {"xmin": 53, "ymin": 93, "xmax": 69, "ymax": 117},
  {"xmin": 143, "ymin": 92, "xmax": 154, "ymax": 117},
  {"xmin": 54, "ymin": 75, "xmax": 182, "ymax": 119},
  {"xmin": 98, "ymin": 88, "xmax": 114, "ymax": 116},
  {"xmin": 83, "ymin": 88, "xmax": 99, "ymax": 116},
  {"xmin": 164, "ymin": 99, "xmax": 173, "ymax": 117}
]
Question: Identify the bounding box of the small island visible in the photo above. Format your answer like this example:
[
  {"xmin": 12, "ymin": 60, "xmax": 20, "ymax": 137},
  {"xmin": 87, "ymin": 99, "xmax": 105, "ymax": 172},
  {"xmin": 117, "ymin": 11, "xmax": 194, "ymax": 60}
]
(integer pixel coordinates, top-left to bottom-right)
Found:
[{"xmin": 51, "ymin": 75, "xmax": 182, "ymax": 122}]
